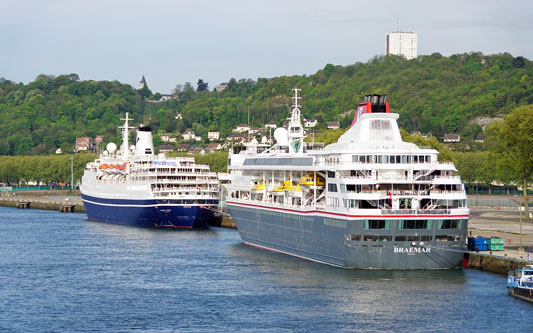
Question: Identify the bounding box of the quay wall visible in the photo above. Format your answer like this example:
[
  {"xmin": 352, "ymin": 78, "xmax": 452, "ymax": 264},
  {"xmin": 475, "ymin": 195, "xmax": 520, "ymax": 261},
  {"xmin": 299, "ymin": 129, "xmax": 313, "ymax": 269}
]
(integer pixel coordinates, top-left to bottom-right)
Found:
[
  {"xmin": 465, "ymin": 253, "xmax": 528, "ymax": 275},
  {"xmin": 0, "ymin": 198, "xmax": 86, "ymax": 213}
]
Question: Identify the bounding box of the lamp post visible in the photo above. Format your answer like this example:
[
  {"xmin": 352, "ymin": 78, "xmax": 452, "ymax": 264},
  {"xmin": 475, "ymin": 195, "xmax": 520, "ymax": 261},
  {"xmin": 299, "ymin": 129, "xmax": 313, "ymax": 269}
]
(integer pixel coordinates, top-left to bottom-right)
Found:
[
  {"xmin": 70, "ymin": 154, "xmax": 74, "ymax": 191},
  {"xmin": 519, "ymin": 197, "xmax": 525, "ymax": 254}
]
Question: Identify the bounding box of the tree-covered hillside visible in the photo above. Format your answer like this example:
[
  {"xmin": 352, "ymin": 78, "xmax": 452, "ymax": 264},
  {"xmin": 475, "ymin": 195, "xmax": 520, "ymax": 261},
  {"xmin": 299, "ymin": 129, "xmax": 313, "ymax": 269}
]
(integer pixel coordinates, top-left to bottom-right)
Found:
[{"xmin": 0, "ymin": 52, "xmax": 531, "ymax": 155}]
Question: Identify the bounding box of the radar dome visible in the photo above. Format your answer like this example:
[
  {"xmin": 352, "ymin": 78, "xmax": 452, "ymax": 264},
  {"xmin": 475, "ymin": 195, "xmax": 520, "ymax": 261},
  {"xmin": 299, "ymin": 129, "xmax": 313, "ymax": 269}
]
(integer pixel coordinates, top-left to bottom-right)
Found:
[
  {"xmin": 106, "ymin": 142, "xmax": 117, "ymax": 154},
  {"xmin": 273, "ymin": 128, "xmax": 289, "ymax": 146}
]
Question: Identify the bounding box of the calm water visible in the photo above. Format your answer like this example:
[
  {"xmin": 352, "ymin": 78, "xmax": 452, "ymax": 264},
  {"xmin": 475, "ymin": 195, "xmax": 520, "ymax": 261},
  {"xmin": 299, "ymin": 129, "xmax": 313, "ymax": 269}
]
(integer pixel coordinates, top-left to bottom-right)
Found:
[{"xmin": 0, "ymin": 207, "xmax": 531, "ymax": 332}]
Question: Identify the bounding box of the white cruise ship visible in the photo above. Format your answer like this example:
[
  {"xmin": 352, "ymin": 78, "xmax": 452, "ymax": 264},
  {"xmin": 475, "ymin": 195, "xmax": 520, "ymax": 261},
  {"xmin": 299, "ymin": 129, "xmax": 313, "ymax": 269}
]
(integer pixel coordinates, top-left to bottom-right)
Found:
[
  {"xmin": 226, "ymin": 89, "xmax": 469, "ymax": 268},
  {"xmin": 80, "ymin": 113, "xmax": 219, "ymax": 228}
]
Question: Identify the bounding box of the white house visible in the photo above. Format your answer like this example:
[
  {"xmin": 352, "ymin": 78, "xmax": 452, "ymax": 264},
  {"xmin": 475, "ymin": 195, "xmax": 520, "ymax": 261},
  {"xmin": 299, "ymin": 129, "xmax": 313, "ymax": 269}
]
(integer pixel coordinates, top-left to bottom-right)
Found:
[
  {"xmin": 265, "ymin": 121, "xmax": 277, "ymax": 129},
  {"xmin": 208, "ymin": 131, "xmax": 220, "ymax": 141},
  {"xmin": 444, "ymin": 134, "xmax": 461, "ymax": 143},
  {"xmin": 234, "ymin": 124, "xmax": 250, "ymax": 133},
  {"xmin": 304, "ymin": 119, "xmax": 318, "ymax": 128},
  {"xmin": 182, "ymin": 130, "xmax": 196, "ymax": 141}
]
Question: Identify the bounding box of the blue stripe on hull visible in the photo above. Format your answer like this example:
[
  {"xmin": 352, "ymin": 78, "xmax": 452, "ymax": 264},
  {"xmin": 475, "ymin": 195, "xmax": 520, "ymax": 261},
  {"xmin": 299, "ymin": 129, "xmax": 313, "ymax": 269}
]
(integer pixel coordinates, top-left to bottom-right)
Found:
[{"xmin": 81, "ymin": 194, "xmax": 215, "ymax": 228}]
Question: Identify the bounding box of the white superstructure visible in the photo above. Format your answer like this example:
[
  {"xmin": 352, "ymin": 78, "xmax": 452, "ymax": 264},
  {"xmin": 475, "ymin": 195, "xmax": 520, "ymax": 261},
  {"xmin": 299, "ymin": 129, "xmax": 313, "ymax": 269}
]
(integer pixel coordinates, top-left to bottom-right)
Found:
[{"xmin": 226, "ymin": 89, "xmax": 469, "ymax": 269}]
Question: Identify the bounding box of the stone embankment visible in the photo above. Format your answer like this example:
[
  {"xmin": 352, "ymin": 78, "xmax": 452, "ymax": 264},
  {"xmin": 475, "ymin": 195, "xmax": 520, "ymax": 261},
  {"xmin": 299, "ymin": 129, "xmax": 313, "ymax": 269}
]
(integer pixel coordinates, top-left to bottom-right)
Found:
[{"xmin": 0, "ymin": 190, "xmax": 85, "ymax": 213}]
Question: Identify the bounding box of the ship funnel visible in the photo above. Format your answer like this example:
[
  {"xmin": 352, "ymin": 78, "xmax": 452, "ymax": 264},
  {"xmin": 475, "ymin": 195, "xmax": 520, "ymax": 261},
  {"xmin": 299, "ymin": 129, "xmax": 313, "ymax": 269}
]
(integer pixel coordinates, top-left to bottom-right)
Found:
[
  {"xmin": 350, "ymin": 94, "xmax": 390, "ymax": 127},
  {"xmin": 135, "ymin": 126, "xmax": 154, "ymax": 156}
]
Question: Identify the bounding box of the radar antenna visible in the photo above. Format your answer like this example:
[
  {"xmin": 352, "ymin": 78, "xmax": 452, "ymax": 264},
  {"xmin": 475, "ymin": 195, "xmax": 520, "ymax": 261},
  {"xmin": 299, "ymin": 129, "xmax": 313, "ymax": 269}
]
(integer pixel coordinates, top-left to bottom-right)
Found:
[
  {"xmin": 287, "ymin": 88, "xmax": 305, "ymax": 153},
  {"xmin": 119, "ymin": 113, "xmax": 135, "ymax": 159}
]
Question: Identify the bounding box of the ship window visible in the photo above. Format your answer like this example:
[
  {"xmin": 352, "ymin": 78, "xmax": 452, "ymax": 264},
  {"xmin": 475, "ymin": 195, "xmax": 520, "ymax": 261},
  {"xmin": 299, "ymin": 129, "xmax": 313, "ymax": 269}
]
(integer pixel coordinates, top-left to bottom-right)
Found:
[
  {"xmin": 383, "ymin": 155, "xmax": 389, "ymax": 163},
  {"xmin": 435, "ymin": 235, "xmax": 448, "ymax": 241},
  {"xmin": 401, "ymin": 220, "xmax": 428, "ymax": 230},
  {"xmin": 359, "ymin": 155, "xmax": 365, "ymax": 163},
  {"xmin": 363, "ymin": 235, "xmax": 391, "ymax": 241},
  {"xmin": 346, "ymin": 234, "xmax": 361, "ymax": 241},
  {"xmin": 421, "ymin": 235, "xmax": 432, "ymax": 241},
  {"xmin": 328, "ymin": 183, "xmax": 337, "ymax": 192},
  {"xmin": 396, "ymin": 155, "xmax": 401, "ymax": 164},
  {"xmin": 352, "ymin": 155, "xmax": 358, "ymax": 162},
  {"xmin": 365, "ymin": 220, "xmax": 392, "ymax": 229},
  {"xmin": 366, "ymin": 155, "xmax": 372, "ymax": 163},
  {"xmin": 425, "ymin": 155, "xmax": 431, "ymax": 163},
  {"xmin": 340, "ymin": 184, "xmax": 346, "ymax": 193},
  {"xmin": 377, "ymin": 155, "xmax": 383, "ymax": 163},
  {"xmin": 389, "ymin": 155, "xmax": 395, "ymax": 164},
  {"xmin": 401, "ymin": 155, "xmax": 407, "ymax": 164},
  {"xmin": 328, "ymin": 171, "xmax": 335, "ymax": 178},
  {"xmin": 438, "ymin": 220, "xmax": 458, "ymax": 229},
  {"xmin": 395, "ymin": 235, "xmax": 421, "ymax": 241}
]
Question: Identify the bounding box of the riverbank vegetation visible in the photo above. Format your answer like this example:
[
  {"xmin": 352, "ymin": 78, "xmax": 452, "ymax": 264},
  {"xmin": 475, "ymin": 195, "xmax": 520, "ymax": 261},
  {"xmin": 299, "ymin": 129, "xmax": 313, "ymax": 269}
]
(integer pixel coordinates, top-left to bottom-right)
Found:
[{"xmin": 0, "ymin": 52, "xmax": 531, "ymax": 155}]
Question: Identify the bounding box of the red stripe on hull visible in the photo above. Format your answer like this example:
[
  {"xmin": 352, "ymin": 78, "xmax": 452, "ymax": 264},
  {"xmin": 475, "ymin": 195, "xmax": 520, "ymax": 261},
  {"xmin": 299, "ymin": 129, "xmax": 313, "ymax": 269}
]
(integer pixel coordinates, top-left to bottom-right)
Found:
[{"xmin": 227, "ymin": 201, "xmax": 469, "ymax": 218}]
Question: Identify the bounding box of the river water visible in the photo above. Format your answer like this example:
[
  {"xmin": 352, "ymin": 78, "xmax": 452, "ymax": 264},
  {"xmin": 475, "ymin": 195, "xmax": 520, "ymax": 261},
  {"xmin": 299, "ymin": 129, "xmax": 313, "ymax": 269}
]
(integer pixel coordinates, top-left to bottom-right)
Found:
[{"xmin": 0, "ymin": 207, "xmax": 530, "ymax": 332}]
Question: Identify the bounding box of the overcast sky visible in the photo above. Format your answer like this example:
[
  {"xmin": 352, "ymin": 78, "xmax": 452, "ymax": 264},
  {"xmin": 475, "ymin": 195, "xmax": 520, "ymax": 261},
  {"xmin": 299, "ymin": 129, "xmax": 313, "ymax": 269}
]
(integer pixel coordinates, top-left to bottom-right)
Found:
[{"xmin": 1, "ymin": 0, "xmax": 532, "ymax": 93}]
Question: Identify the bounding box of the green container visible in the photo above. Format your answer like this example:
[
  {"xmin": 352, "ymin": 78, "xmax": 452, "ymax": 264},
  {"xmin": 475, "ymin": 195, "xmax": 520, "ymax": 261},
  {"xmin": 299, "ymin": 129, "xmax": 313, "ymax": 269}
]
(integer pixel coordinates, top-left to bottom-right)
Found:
[
  {"xmin": 487, "ymin": 243, "xmax": 504, "ymax": 251},
  {"xmin": 488, "ymin": 237, "xmax": 504, "ymax": 245}
]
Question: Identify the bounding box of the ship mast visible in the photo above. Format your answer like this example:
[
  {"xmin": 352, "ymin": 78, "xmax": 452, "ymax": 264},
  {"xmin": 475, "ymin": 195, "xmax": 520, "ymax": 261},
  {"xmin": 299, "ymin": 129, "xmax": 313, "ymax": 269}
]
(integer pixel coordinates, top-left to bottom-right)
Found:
[
  {"xmin": 287, "ymin": 88, "xmax": 305, "ymax": 153},
  {"xmin": 119, "ymin": 113, "xmax": 135, "ymax": 159}
]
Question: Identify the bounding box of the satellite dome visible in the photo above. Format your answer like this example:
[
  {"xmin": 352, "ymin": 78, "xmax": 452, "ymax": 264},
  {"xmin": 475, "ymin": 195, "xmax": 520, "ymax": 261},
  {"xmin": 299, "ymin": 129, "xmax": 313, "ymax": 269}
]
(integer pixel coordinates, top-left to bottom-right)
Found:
[
  {"xmin": 106, "ymin": 142, "xmax": 117, "ymax": 154},
  {"xmin": 273, "ymin": 128, "xmax": 289, "ymax": 146}
]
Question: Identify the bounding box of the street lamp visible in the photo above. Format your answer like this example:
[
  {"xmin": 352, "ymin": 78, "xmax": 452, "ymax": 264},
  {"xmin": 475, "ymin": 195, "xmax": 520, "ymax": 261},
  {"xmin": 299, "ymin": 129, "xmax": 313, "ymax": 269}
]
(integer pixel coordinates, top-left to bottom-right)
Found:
[{"xmin": 519, "ymin": 197, "xmax": 524, "ymax": 254}]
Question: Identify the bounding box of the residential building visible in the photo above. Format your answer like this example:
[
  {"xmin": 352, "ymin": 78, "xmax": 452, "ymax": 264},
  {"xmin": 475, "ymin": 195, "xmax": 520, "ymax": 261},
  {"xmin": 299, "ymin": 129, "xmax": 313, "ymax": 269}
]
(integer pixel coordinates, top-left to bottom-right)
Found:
[
  {"xmin": 159, "ymin": 145, "xmax": 174, "ymax": 153},
  {"xmin": 227, "ymin": 134, "xmax": 245, "ymax": 143},
  {"xmin": 182, "ymin": 130, "xmax": 196, "ymax": 141},
  {"xmin": 94, "ymin": 135, "xmax": 104, "ymax": 145},
  {"xmin": 175, "ymin": 113, "xmax": 183, "ymax": 120},
  {"xmin": 249, "ymin": 127, "xmax": 261, "ymax": 134},
  {"xmin": 160, "ymin": 94, "xmax": 176, "ymax": 102},
  {"xmin": 189, "ymin": 147, "xmax": 205, "ymax": 155},
  {"xmin": 474, "ymin": 133, "xmax": 485, "ymax": 143},
  {"xmin": 160, "ymin": 134, "xmax": 170, "ymax": 142},
  {"xmin": 208, "ymin": 131, "xmax": 220, "ymax": 141},
  {"xmin": 176, "ymin": 144, "xmax": 190, "ymax": 152},
  {"xmin": 386, "ymin": 32, "xmax": 417, "ymax": 60},
  {"xmin": 207, "ymin": 143, "xmax": 222, "ymax": 151},
  {"xmin": 304, "ymin": 119, "xmax": 318, "ymax": 128},
  {"xmin": 265, "ymin": 121, "xmax": 277, "ymax": 129},
  {"xmin": 327, "ymin": 121, "xmax": 340, "ymax": 130},
  {"xmin": 76, "ymin": 137, "xmax": 92, "ymax": 152},
  {"xmin": 234, "ymin": 124, "xmax": 250, "ymax": 133},
  {"xmin": 444, "ymin": 134, "xmax": 461, "ymax": 143}
]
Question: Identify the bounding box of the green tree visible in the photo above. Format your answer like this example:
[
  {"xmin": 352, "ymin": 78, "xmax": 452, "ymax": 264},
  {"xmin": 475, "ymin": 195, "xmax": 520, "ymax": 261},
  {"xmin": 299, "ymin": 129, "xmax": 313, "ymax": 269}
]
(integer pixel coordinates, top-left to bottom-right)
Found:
[{"xmin": 487, "ymin": 105, "xmax": 533, "ymax": 216}]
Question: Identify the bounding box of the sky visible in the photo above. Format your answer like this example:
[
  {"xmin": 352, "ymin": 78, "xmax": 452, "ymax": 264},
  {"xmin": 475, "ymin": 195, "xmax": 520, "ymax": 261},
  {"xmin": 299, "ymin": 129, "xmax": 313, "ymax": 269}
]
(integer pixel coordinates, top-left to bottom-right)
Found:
[{"xmin": 1, "ymin": 0, "xmax": 532, "ymax": 93}]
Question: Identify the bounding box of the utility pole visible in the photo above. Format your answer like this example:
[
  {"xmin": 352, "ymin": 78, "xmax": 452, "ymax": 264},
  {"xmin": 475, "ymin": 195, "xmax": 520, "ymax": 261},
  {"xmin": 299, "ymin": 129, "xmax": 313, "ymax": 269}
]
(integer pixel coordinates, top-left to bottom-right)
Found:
[
  {"xmin": 519, "ymin": 197, "xmax": 524, "ymax": 254},
  {"xmin": 71, "ymin": 154, "xmax": 74, "ymax": 191}
]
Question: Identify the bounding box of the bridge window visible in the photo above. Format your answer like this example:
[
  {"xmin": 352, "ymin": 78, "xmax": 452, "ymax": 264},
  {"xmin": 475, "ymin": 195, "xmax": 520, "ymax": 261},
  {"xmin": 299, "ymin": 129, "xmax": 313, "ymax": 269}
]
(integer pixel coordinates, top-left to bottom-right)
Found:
[
  {"xmin": 400, "ymin": 220, "xmax": 430, "ymax": 230},
  {"xmin": 365, "ymin": 220, "xmax": 393, "ymax": 229},
  {"xmin": 438, "ymin": 220, "xmax": 458, "ymax": 229}
]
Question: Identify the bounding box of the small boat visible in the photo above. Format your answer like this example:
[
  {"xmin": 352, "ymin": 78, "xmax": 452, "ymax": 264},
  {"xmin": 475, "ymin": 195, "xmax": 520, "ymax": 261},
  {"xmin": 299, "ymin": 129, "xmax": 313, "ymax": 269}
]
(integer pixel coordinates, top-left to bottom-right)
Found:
[
  {"xmin": 272, "ymin": 180, "xmax": 291, "ymax": 193},
  {"xmin": 507, "ymin": 265, "xmax": 533, "ymax": 302},
  {"xmin": 299, "ymin": 172, "xmax": 325, "ymax": 187},
  {"xmin": 251, "ymin": 182, "xmax": 264, "ymax": 192}
]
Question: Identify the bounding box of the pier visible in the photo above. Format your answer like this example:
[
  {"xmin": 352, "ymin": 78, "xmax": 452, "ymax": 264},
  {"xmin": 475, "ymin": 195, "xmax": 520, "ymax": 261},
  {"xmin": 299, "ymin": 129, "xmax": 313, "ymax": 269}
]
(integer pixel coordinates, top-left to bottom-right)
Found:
[{"xmin": 0, "ymin": 190, "xmax": 85, "ymax": 213}]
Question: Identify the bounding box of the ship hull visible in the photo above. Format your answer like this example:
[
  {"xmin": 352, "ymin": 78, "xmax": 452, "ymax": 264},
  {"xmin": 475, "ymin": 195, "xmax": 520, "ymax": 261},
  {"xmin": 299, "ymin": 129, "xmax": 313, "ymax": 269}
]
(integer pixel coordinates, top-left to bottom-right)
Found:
[
  {"xmin": 228, "ymin": 202, "xmax": 466, "ymax": 269},
  {"xmin": 82, "ymin": 193, "xmax": 215, "ymax": 228}
]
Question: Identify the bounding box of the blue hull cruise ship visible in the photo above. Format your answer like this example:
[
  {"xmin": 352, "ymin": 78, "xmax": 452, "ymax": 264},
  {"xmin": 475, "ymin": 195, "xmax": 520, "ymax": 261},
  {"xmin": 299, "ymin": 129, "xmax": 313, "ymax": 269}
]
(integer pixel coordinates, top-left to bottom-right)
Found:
[{"xmin": 80, "ymin": 114, "xmax": 219, "ymax": 228}]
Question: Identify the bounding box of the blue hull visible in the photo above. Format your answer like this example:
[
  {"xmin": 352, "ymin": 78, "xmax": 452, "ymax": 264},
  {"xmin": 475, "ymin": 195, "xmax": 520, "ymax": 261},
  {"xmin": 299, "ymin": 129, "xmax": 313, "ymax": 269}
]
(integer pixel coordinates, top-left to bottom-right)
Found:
[{"xmin": 81, "ymin": 193, "xmax": 216, "ymax": 228}]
